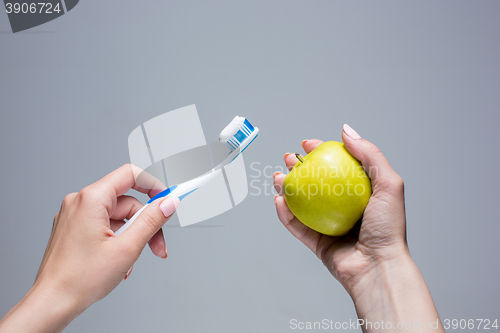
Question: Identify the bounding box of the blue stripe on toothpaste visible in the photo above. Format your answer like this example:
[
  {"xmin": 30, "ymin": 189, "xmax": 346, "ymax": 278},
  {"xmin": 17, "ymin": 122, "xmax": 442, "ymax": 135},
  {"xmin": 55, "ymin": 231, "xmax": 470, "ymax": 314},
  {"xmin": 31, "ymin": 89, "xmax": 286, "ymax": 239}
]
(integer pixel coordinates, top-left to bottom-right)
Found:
[
  {"xmin": 242, "ymin": 126, "xmax": 251, "ymax": 136},
  {"xmin": 244, "ymin": 118, "xmax": 254, "ymax": 131},
  {"xmin": 234, "ymin": 130, "xmax": 247, "ymax": 143},
  {"xmin": 230, "ymin": 131, "xmax": 259, "ymax": 162}
]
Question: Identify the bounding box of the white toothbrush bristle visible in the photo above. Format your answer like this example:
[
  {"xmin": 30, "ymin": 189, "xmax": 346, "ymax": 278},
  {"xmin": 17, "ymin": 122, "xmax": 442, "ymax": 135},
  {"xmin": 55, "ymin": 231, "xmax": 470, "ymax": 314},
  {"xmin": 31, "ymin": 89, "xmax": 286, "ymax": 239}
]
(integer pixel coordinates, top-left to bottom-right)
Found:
[
  {"xmin": 219, "ymin": 116, "xmax": 256, "ymax": 151},
  {"xmin": 219, "ymin": 116, "xmax": 245, "ymax": 142}
]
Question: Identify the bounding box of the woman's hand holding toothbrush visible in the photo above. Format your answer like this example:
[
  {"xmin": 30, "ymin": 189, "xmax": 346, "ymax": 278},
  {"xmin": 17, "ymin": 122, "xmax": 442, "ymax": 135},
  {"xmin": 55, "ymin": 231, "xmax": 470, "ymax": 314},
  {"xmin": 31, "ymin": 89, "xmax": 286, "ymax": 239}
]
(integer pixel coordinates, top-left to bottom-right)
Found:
[
  {"xmin": 0, "ymin": 115, "xmax": 258, "ymax": 333},
  {"xmin": 0, "ymin": 164, "xmax": 180, "ymax": 333}
]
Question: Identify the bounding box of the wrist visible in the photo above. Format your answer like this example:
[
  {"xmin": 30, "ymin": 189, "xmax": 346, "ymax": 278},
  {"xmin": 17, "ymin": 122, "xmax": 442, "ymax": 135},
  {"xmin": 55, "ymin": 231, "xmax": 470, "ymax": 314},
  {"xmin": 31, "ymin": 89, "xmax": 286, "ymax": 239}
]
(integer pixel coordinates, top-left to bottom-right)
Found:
[
  {"xmin": 0, "ymin": 280, "xmax": 84, "ymax": 333},
  {"xmin": 348, "ymin": 248, "xmax": 414, "ymax": 304},
  {"xmin": 32, "ymin": 279, "xmax": 85, "ymax": 329},
  {"xmin": 347, "ymin": 250, "xmax": 444, "ymax": 332}
]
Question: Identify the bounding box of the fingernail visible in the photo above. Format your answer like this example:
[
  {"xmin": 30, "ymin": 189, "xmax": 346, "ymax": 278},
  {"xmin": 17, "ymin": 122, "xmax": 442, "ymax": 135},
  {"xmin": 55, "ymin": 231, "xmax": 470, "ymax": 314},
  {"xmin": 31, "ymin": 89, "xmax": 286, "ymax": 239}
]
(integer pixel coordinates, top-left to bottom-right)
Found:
[
  {"xmin": 162, "ymin": 245, "xmax": 168, "ymax": 259},
  {"xmin": 160, "ymin": 196, "xmax": 180, "ymax": 217},
  {"xmin": 124, "ymin": 266, "xmax": 133, "ymax": 280},
  {"xmin": 301, "ymin": 140, "xmax": 308, "ymax": 147},
  {"xmin": 343, "ymin": 124, "xmax": 361, "ymax": 140},
  {"xmin": 273, "ymin": 171, "xmax": 280, "ymax": 179}
]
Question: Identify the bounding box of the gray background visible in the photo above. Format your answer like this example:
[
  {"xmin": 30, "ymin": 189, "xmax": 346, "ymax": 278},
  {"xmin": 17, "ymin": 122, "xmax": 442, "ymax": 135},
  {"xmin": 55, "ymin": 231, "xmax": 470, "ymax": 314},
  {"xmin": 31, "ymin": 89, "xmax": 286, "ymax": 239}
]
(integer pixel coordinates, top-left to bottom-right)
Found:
[{"xmin": 1, "ymin": 1, "xmax": 499, "ymax": 332}]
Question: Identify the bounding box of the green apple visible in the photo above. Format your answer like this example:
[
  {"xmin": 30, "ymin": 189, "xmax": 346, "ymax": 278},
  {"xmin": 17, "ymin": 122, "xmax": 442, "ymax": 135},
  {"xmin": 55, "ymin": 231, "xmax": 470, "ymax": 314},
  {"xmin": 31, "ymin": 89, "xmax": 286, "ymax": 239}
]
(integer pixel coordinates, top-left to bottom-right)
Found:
[{"xmin": 283, "ymin": 141, "xmax": 372, "ymax": 236}]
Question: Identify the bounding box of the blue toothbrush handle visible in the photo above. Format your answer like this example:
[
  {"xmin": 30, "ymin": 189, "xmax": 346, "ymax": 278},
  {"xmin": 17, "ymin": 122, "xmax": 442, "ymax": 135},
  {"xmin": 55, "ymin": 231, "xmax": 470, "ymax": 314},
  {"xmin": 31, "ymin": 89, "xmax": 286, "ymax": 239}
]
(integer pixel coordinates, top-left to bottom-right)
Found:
[{"xmin": 114, "ymin": 170, "xmax": 221, "ymax": 236}]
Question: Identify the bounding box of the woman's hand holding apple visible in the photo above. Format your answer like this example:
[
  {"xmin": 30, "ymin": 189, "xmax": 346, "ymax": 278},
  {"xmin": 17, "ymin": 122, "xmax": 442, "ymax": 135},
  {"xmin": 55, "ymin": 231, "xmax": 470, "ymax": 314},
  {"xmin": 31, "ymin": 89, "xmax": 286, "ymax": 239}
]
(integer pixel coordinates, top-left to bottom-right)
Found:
[{"xmin": 273, "ymin": 124, "xmax": 444, "ymax": 333}]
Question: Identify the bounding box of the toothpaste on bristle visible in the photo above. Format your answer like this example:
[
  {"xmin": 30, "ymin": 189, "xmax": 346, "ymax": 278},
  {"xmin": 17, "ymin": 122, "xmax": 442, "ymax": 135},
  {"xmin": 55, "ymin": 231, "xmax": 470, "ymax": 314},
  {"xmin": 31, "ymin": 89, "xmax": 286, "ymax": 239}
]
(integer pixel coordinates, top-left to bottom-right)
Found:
[{"xmin": 219, "ymin": 116, "xmax": 245, "ymax": 142}]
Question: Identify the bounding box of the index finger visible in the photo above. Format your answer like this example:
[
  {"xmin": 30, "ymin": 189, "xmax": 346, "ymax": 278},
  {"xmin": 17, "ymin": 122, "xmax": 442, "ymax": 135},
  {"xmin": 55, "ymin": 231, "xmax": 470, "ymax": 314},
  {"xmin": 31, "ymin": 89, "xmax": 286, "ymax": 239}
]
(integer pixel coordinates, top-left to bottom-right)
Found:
[{"xmin": 91, "ymin": 164, "xmax": 167, "ymax": 200}]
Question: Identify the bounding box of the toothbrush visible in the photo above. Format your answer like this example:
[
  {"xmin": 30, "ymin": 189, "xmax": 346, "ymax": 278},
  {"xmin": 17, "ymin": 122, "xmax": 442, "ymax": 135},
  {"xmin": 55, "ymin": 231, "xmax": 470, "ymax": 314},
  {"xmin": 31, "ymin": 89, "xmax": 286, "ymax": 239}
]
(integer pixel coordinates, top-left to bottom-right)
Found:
[{"xmin": 114, "ymin": 116, "xmax": 259, "ymax": 236}]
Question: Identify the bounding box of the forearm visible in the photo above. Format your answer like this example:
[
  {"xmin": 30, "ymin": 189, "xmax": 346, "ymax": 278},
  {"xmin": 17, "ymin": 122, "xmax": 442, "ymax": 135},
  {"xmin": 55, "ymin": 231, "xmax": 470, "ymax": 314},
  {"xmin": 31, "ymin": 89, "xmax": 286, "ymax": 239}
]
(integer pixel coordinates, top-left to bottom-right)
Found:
[
  {"xmin": 349, "ymin": 253, "xmax": 444, "ymax": 333},
  {"xmin": 0, "ymin": 282, "xmax": 82, "ymax": 333}
]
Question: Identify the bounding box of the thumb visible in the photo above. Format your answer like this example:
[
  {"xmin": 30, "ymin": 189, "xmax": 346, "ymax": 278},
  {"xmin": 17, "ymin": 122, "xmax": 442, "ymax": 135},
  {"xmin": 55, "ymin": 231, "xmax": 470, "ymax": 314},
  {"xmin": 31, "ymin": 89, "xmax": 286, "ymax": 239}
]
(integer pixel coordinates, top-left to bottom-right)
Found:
[
  {"xmin": 120, "ymin": 196, "xmax": 180, "ymax": 248},
  {"xmin": 341, "ymin": 124, "xmax": 404, "ymax": 195}
]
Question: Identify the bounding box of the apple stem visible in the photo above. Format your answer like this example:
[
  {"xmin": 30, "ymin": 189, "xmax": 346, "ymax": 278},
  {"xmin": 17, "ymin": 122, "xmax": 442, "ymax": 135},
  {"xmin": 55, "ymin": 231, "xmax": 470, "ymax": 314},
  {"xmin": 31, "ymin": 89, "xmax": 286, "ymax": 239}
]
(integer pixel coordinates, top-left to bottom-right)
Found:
[{"xmin": 295, "ymin": 153, "xmax": 304, "ymax": 163}]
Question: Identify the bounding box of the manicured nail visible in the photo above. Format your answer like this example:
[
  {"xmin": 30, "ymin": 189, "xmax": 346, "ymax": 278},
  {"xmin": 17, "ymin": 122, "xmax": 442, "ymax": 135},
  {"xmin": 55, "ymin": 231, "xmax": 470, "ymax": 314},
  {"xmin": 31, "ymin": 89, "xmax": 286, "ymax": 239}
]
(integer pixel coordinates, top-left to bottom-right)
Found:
[
  {"xmin": 343, "ymin": 124, "xmax": 361, "ymax": 140},
  {"xmin": 160, "ymin": 196, "xmax": 180, "ymax": 217},
  {"xmin": 273, "ymin": 171, "xmax": 281, "ymax": 179},
  {"xmin": 301, "ymin": 140, "xmax": 308, "ymax": 147},
  {"xmin": 124, "ymin": 266, "xmax": 133, "ymax": 280},
  {"xmin": 162, "ymin": 245, "xmax": 168, "ymax": 259}
]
